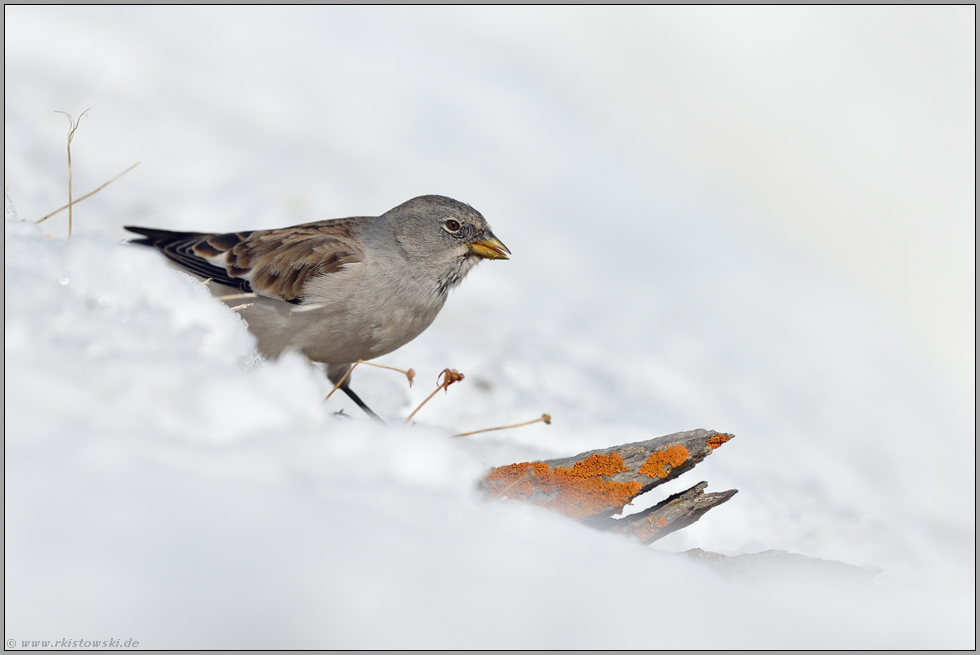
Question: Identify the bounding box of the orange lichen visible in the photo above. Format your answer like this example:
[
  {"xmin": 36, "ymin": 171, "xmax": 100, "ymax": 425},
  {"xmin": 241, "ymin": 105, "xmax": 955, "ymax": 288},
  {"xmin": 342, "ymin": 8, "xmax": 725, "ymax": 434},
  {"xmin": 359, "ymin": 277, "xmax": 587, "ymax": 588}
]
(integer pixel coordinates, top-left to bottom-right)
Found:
[
  {"xmin": 653, "ymin": 515, "xmax": 668, "ymax": 528},
  {"xmin": 568, "ymin": 452, "xmax": 630, "ymax": 478},
  {"xmin": 484, "ymin": 461, "xmax": 550, "ymax": 499},
  {"xmin": 484, "ymin": 452, "xmax": 642, "ymax": 520},
  {"xmin": 638, "ymin": 445, "xmax": 689, "ymax": 479},
  {"xmin": 706, "ymin": 433, "xmax": 734, "ymax": 449}
]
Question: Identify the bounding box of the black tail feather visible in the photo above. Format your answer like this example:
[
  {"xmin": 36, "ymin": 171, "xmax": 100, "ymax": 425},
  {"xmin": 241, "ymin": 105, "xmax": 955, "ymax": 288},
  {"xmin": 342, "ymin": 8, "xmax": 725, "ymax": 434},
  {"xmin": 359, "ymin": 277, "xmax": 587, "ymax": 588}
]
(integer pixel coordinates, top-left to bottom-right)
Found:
[
  {"xmin": 123, "ymin": 226, "xmax": 253, "ymax": 293},
  {"xmin": 124, "ymin": 226, "xmax": 209, "ymax": 247}
]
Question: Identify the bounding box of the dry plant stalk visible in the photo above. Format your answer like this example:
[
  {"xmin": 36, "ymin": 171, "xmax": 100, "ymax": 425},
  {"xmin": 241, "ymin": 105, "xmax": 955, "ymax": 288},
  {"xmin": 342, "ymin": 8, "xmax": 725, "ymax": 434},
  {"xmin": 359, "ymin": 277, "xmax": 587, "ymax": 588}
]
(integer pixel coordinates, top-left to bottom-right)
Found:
[
  {"xmin": 36, "ymin": 162, "xmax": 140, "ymax": 224},
  {"xmin": 210, "ymin": 290, "xmax": 258, "ymax": 312},
  {"xmin": 214, "ymin": 293, "xmax": 258, "ymax": 302},
  {"xmin": 403, "ymin": 368, "xmax": 464, "ymax": 424},
  {"xmin": 451, "ymin": 413, "xmax": 552, "ymax": 438},
  {"xmin": 54, "ymin": 109, "xmax": 91, "ymax": 237},
  {"xmin": 324, "ymin": 360, "xmax": 417, "ymax": 401}
]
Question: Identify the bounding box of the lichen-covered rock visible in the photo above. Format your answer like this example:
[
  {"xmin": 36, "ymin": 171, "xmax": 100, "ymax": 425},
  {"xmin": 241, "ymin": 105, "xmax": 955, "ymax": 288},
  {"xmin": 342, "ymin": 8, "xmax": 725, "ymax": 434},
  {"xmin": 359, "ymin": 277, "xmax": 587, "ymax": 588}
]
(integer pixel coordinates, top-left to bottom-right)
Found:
[{"xmin": 482, "ymin": 429, "xmax": 737, "ymax": 526}]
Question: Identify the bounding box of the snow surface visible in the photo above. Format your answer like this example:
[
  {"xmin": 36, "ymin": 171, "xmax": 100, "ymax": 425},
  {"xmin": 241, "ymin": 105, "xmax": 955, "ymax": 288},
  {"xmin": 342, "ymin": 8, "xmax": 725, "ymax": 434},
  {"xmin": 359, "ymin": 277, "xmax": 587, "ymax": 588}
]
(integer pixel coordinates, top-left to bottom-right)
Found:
[{"xmin": 5, "ymin": 7, "xmax": 974, "ymax": 649}]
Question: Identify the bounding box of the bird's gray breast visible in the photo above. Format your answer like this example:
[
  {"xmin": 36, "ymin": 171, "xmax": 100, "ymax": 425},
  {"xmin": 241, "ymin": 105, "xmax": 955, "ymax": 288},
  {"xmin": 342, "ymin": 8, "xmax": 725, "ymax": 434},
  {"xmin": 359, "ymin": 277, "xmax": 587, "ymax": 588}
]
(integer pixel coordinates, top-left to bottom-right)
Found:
[{"xmin": 296, "ymin": 258, "xmax": 450, "ymax": 363}]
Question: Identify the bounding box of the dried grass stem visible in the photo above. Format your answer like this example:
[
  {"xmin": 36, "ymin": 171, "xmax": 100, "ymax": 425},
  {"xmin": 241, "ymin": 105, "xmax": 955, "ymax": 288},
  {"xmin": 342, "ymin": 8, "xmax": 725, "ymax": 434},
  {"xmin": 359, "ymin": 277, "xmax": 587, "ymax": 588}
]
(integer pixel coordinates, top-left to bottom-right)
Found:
[
  {"xmin": 451, "ymin": 413, "xmax": 552, "ymax": 438},
  {"xmin": 324, "ymin": 360, "xmax": 416, "ymax": 402},
  {"xmin": 54, "ymin": 109, "xmax": 90, "ymax": 236},
  {"xmin": 37, "ymin": 162, "xmax": 140, "ymax": 224},
  {"xmin": 403, "ymin": 368, "xmax": 464, "ymax": 424}
]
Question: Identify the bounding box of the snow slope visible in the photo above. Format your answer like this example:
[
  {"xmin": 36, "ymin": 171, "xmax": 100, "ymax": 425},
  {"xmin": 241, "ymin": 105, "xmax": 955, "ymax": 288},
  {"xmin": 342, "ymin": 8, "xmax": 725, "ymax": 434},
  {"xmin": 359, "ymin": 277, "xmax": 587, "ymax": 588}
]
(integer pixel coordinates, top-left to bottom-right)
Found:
[{"xmin": 5, "ymin": 7, "xmax": 974, "ymax": 648}]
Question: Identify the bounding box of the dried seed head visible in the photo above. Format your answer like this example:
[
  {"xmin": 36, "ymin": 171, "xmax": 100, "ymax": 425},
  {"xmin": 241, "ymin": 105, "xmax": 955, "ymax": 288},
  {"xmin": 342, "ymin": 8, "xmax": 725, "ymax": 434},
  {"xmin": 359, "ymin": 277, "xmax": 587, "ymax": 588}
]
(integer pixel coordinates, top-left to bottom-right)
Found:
[{"xmin": 438, "ymin": 368, "xmax": 464, "ymax": 391}]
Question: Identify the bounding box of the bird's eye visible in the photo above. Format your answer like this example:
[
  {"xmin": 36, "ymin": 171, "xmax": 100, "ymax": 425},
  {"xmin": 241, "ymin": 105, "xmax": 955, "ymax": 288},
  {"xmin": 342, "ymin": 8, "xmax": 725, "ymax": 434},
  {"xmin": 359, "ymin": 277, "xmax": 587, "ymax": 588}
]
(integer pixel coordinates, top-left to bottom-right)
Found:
[{"xmin": 443, "ymin": 219, "xmax": 461, "ymax": 233}]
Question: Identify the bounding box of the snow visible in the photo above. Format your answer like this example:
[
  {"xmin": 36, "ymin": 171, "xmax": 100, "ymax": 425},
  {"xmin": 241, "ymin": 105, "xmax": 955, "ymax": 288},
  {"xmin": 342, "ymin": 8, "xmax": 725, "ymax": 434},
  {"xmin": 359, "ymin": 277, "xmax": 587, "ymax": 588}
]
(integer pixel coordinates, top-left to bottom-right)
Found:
[{"xmin": 5, "ymin": 7, "xmax": 974, "ymax": 649}]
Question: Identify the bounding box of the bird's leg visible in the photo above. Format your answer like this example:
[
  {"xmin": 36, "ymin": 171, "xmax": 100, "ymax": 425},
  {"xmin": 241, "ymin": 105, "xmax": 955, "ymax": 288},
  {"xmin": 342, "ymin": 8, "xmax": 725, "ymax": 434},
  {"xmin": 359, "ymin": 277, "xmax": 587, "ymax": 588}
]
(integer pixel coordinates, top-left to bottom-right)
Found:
[
  {"xmin": 326, "ymin": 363, "xmax": 386, "ymax": 423},
  {"xmin": 341, "ymin": 385, "xmax": 385, "ymax": 423}
]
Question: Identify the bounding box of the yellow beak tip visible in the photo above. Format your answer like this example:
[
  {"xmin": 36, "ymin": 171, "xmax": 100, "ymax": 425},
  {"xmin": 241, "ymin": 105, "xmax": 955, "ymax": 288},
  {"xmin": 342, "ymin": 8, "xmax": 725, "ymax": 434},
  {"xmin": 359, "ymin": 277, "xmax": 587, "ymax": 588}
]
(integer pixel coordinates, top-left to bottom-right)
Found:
[{"xmin": 468, "ymin": 236, "xmax": 510, "ymax": 260}]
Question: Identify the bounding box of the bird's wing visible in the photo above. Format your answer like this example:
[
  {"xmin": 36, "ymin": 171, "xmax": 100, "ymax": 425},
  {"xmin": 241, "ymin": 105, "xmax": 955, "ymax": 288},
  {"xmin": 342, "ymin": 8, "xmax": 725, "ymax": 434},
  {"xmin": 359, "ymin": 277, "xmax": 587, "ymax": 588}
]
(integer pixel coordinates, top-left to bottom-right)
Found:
[{"xmin": 125, "ymin": 219, "xmax": 365, "ymax": 304}]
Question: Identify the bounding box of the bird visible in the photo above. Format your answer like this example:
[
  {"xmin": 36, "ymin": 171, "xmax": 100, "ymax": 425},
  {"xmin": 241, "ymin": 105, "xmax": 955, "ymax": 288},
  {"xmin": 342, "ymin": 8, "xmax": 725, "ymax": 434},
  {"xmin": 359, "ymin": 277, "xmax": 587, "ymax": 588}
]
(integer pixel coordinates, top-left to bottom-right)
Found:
[{"xmin": 125, "ymin": 195, "xmax": 509, "ymax": 420}]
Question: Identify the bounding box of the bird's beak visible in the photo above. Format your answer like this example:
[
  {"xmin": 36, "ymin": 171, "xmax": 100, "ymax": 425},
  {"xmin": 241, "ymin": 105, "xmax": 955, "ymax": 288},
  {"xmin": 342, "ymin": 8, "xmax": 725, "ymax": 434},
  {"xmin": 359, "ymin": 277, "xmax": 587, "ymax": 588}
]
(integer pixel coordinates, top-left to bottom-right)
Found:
[{"xmin": 467, "ymin": 232, "xmax": 511, "ymax": 260}]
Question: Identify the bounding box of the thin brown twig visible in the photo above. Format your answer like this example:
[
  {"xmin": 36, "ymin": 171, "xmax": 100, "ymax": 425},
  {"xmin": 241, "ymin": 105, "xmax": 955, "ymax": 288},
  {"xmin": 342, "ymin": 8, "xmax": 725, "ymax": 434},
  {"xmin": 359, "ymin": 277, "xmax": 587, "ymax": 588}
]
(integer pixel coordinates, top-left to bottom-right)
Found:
[
  {"xmin": 450, "ymin": 413, "xmax": 552, "ymax": 438},
  {"xmin": 404, "ymin": 368, "xmax": 464, "ymax": 424},
  {"xmin": 54, "ymin": 109, "xmax": 91, "ymax": 237},
  {"xmin": 36, "ymin": 161, "xmax": 140, "ymax": 224},
  {"xmin": 361, "ymin": 361, "xmax": 416, "ymax": 386},
  {"xmin": 214, "ymin": 293, "xmax": 258, "ymax": 302},
  {"xmin": 324, "ymin": 360, "xmax": 416, "ymax": 401}
]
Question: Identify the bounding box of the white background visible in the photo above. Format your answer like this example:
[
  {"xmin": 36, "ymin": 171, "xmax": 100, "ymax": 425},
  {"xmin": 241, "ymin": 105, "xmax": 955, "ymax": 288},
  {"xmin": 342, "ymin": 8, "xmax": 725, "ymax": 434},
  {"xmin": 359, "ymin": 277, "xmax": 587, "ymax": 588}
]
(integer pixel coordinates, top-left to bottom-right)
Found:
[{"xmin": 5, "ymin": 6, "xmax": 975, "ymax": 648}]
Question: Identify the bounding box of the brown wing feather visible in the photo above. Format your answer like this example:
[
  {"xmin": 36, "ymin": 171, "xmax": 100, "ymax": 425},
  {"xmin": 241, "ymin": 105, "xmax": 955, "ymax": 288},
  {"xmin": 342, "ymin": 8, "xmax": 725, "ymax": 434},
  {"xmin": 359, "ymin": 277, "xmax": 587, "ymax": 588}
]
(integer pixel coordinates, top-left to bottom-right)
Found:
[{"xmin": 191, "ymin": 218, "xmax": 365, "ymax": 303}]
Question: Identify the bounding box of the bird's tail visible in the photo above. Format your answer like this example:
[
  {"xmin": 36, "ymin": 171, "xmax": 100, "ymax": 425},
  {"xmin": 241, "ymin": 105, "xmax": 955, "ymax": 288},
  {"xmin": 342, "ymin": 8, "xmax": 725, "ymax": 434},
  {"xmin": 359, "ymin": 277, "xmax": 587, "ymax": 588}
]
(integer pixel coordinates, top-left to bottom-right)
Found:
[{"xmin": 124, "ymin": 226, "xmax": 209, "ymax": 248}]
